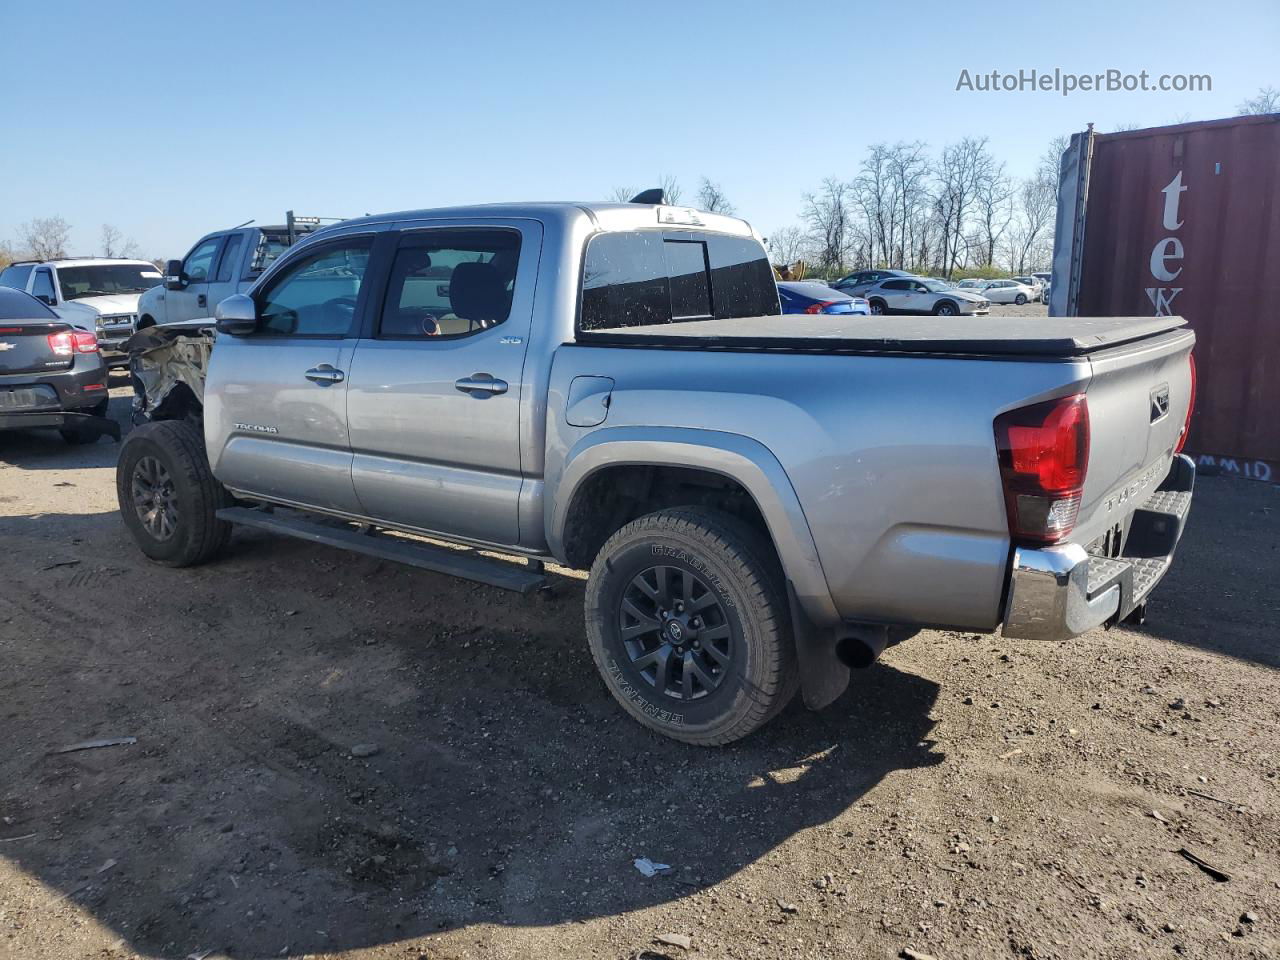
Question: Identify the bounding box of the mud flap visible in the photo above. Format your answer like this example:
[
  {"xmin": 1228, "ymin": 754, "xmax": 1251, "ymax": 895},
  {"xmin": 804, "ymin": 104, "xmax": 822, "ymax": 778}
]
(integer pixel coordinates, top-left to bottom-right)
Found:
[{"xmin": 787, "ymin": 580, "xmax": 849, "ymax": 710}]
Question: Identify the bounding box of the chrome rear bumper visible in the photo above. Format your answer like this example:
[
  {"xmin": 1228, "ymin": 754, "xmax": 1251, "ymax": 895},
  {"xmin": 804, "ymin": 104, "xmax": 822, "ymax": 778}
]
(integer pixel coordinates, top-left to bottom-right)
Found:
[{"xmin": 1003, "ymin": 454, "xmax": 1195, "ymax": 642}]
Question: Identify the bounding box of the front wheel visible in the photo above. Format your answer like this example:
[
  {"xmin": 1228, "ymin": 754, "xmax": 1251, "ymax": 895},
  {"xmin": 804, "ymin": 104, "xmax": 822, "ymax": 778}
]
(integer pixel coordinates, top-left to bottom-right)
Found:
[
  {"xmin": 868, "ymin": 299, "xmax": 887, "ymax": 315},
  {"xmin": 116, "ymin": 420, "xmax": 231, "ymax": 566},
  {"xmin": 585, "ymin": 507, "xmax": 798, "ymax": 746},
  {"xmin": 933, "ymin": 300, "xmax": 958, "ymax": 316}
]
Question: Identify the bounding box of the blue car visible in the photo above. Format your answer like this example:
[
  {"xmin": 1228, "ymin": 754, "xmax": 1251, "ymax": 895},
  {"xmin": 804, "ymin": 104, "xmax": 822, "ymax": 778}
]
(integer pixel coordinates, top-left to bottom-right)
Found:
[{"xmin": 777, "ymin": 281, "xmax": 871, "ymax": 315}]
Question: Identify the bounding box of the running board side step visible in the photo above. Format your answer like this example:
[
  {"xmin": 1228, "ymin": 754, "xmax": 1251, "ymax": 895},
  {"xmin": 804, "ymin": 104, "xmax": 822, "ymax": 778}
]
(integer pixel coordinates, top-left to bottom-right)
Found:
[{"xmin": 216, "ymin": 507, "xmax": 548, "ymax": 594}]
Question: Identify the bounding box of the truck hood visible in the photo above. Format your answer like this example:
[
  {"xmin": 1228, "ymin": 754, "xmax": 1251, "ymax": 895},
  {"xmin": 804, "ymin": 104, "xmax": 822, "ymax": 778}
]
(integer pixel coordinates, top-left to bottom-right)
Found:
[{"xmin": 63, "ymin": 293, "xmax": 144, "ymax": 315}]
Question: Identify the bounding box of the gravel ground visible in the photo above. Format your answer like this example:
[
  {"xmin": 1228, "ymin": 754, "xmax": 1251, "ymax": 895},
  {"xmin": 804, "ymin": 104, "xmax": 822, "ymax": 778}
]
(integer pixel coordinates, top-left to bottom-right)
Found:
[{"xmin": 0, "ymin": 372, "xmax": 1276, "ymax": 960}]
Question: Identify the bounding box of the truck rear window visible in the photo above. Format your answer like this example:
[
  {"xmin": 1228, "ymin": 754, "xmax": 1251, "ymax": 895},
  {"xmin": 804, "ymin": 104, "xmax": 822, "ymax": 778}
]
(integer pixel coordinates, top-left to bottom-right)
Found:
[{"xmin": 579, "ymin": 231, "xmax": 778, "ymax": 331}]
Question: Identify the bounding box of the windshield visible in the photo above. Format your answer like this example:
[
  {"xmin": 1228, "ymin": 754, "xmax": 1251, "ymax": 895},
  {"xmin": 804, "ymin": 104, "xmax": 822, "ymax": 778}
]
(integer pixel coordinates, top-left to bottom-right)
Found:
[
  {"xmin": 921, "ymin": 279, "xmax": 953, "ymax": 293},
  {"xmin": 57, "ymin": 264, "xmax": 163, "ymax": 300}
]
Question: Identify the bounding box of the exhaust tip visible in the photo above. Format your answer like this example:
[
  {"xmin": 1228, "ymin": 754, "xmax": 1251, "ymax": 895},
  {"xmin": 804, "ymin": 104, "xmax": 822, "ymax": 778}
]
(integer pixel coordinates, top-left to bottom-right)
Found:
[{"xmin": 836, "ymin": 627, "xmax": 890, "ymax": 669}]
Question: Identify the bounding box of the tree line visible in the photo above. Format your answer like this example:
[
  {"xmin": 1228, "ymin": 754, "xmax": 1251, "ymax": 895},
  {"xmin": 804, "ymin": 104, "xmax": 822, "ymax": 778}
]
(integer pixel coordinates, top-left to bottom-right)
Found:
[
  {"xmin": 0, "ymin": 218, "xmax": 144, "ymax": 268},
  {"xmin": 766, "ymin": 135, "xmax": 1066, "ymax": 280}
]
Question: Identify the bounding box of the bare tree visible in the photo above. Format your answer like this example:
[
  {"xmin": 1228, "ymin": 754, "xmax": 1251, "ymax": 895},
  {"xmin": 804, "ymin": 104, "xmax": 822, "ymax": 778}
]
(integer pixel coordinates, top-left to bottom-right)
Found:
[
  {"xmin": 20, "ymin": 216, "xmax": 72, "ymax": 261},
  {"xmin": 100, "ymin": 223, "xmax": 140, "ymax": 259},
  {"xmin": 0, "ymin": 241, "xmax": 16, "ymax": 269},
  {"xmin": 1002, "ymin": 142, "xmax": 1059, "ymax": 273},
  {"xmin": 765, "ymin": 226, "xmax": 806, "ymax": 266},
  {"xmin": 802, "ymin": 178, "xmax": 851, "ymax": 273},
  {"xmin": 695, "ymin": 177, "xmax": 735, "ymax": 215},
  {"xmin": 1237, "ymin": 86, "xmax": 1280, "ymax": 115},
  {"xmin": 610, "ymin": 185, "xmax": 635, "ymax": 202},
  {"xmin": 658, "ymin": 174, "xmax": 682, "ymax": 206},
  {"xmin": 971, "ymin": 158, "xmax": 1013, "ymax": 267},
  {"xmin": 887, "ymin": 141, "xmax": 931, "ymax": 269},
  {"xmin": 933, "ymin": 138, "xmax": 991, "ymax": 277}
]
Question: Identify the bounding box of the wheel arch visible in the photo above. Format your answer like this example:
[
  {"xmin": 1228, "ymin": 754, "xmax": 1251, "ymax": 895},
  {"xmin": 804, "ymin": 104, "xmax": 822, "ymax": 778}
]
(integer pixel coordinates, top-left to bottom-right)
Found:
[{"xmin": 549, "ymin": 426, "xmax": 838, "ymax": 628}]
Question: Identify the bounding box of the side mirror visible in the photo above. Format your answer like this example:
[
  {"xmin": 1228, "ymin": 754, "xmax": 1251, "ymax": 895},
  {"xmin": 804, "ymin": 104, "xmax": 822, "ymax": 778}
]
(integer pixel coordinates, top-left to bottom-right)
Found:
[
  {"xmin": 214, "ymin": 294, "xmax": 258, "ymax": 336},
  {"xmin": 164, "ymin": 259, "xmax": 186, "ymax": 290}
]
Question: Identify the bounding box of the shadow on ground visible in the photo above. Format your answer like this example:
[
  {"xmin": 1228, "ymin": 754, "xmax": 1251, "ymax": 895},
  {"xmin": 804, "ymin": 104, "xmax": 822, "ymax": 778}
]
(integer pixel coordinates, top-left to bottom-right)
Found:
[
  {"xmin": 0, "ymin": 506, "xmax": 943, "ymax": 959},
  {"xmin": 1136, "ymin": 473, "xmax": 1279, "ymax": 668}
]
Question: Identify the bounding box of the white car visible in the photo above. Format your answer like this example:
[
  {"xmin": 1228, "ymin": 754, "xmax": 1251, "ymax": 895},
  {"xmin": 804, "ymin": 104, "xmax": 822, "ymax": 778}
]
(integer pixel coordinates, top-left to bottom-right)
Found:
[
  {"xmin": 1012, "ymin": 276, "xmax": 1046, "ymax": 302},
  {"xmin": 0, "ymin": 258, "xmax": 164, "ymax": 366},
  {"xmin": 864, "ymin": 277, "xmax": 990, "ymax": 316},
  {"xmin": 977, "ymin": 279, "xmax": 1038, "ymax": 306},
  {"xmin": 956, "ymin": 278, "xmax": 988, "ymax": 290}
]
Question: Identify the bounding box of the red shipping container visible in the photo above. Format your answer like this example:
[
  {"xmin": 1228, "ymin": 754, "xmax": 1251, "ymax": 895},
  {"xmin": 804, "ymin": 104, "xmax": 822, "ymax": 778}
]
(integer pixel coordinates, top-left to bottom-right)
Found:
[{"xmin": 1052, "ymin": 114, "xmax": 1280, "ymax": 482}]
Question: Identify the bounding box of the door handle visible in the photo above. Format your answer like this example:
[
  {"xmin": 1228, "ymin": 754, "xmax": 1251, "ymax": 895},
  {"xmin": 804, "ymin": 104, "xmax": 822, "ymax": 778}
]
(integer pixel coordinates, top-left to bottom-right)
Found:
[
  {"xmin": 304, "ymin": 364, "xmax": 345, "ymax": 385},
  {"xmin": 198, "ymin": 294, "xmax": 207, "ymax": 308},
  {"xmin": 454, "ymin": 373, "xmax": 508, "ymax": 397}
]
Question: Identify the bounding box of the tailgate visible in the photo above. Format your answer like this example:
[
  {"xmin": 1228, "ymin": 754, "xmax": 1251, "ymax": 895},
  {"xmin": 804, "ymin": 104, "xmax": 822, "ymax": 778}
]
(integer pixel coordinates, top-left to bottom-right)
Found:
[
  {"xmin": 1073, "ymin": 328, "xmax": 1196, "ymax": 551},
  {"xmin": 0, "ymin": 322, "xmax": 74, "ymax": 376}
]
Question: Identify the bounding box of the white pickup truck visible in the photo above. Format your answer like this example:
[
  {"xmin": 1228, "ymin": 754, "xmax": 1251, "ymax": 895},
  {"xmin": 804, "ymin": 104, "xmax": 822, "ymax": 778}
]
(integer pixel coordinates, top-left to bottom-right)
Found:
[{"xmin": 137, "ymin": 219, "xmax": 328, "ymax": 330}]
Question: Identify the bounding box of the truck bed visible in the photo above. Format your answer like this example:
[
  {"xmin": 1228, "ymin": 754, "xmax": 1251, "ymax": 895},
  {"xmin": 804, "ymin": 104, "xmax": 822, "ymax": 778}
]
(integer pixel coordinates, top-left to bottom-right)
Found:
[{"xmin": 579, "ymin": 314, "xmax": 1187, "ymax": 358}]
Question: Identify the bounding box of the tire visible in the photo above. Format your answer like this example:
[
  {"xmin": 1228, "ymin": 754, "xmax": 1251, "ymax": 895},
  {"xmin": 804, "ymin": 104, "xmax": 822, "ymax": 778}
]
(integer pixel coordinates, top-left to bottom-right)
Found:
[
  {"xmin": 868, "ymin": 299, "xmax": 887, "ymax": 315},
  {"xmin": 584, "ymin": 507, "xmax": 798, "ymax": 746},
  {"xmin": 116, "ymin": 420, "xmax": 231, "ymax": 567},
  {"xmin": 933, "ymin": 300, "xmax": 958, "ymax": 316},
  {"xmin": 1014, "ymin": 293, "xmax": 1027, "ymax": 306}
]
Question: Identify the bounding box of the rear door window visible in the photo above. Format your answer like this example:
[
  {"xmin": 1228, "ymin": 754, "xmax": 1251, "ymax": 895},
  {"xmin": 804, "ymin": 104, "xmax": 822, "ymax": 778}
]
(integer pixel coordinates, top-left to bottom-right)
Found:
[
  {"xmin": 214, "ymin": 234, "xmax": 244, "ymax": 283},
  {"xmin": 377, "ymin": 229, "xmax": 521, "ymax": 339}
]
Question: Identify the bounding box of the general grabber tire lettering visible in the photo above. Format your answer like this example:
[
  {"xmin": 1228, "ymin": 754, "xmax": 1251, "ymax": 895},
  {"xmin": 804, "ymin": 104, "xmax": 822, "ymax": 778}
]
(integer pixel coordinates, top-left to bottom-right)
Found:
[
  {"xmin": 116, "ymin": 420, "xmax": 231, "ymax": 567},
  {"xmin": 585, "ymin": 507, "xmax": 799, "ymax": 745}
]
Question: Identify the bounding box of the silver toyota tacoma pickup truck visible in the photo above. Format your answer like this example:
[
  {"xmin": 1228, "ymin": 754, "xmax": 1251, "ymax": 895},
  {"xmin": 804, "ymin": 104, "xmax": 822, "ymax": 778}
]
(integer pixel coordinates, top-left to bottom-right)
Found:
[{"xmin": 116, "ymin": 199, "xmax": 1196, "ymax": 745}]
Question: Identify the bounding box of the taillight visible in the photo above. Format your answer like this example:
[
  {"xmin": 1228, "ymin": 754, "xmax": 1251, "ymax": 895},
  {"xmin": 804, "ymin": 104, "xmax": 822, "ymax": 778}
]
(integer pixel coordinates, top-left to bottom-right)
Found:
[
  {"xmin": 1174, "ymin": 352, "xmax": 1196, "ymax": 455},
  {"xmin": 994, "ymin": 394, "xmax": 1090, "ymax": 544},
  {"xmin": 804, "ymin": 301, "xmax": 839, "ymax": 314},
  {"xmin": 47, "ymin": 331, "xmax": 98, "ymax": 355}
]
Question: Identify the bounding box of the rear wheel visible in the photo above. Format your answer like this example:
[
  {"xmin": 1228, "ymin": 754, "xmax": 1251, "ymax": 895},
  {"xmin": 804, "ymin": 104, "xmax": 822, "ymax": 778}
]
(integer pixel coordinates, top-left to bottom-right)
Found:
[
  {"xmin": 934, "ymin": 300, "xmax": 958, "ymax": 316},
  {"xmin": 585, "ymin": 507, "xmax": 797, "ymax": 746},
  {"xmin": 1014, "ymin": 293, "xmax": 1027, "ymax": 306},
  {"xmin": 116, "ymin": 420, "xmax": 231, "ymax": 566}
]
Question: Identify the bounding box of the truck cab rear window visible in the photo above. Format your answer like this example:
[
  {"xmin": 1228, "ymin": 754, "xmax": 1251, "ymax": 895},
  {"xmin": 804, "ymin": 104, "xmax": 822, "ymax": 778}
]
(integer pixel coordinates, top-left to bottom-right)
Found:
[{"xmin": 579, "ymin": 231, "xmax": 778, "ymax": 331}]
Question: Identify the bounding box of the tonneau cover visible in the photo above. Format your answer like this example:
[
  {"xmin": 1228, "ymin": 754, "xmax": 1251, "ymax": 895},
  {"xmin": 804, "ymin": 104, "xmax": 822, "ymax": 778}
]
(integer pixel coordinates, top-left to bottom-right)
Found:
[{"xmin": 579, "ymin": 314, "xmax": 1188, "ymax": 358}]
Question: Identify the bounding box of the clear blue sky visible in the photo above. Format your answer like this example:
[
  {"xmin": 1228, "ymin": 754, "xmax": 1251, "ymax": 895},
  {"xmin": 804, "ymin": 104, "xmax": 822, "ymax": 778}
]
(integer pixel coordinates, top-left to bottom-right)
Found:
[{"xmin": 1, "ymin": 0, "xmax": 1274, "ymax": 259}]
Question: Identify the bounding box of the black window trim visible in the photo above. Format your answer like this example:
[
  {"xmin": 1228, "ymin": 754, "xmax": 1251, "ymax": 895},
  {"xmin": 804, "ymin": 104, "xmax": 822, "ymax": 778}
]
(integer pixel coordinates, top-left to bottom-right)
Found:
[
  {"xmin": 369, "ymin": 226, "xmax": 525, "ymax": 343},
  {"xmin": 247, "ymin": 233, "xmax": 378, "ymax": 341}
]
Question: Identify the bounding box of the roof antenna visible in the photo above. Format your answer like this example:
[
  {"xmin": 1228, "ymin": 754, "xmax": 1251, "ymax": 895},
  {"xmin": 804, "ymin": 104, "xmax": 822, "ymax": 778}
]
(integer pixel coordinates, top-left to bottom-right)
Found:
[
  {"xmin": 232, "ymin": 218, "xmax": 255, "ymax": 229},
  {"xmin": 628, "ymin": 188, "xmax": 667, "ymax": 205}
]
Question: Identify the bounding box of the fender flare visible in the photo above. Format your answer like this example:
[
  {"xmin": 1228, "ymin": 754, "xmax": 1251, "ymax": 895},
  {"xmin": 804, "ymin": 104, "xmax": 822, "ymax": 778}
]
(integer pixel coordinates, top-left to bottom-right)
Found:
[{"xmin": 550, "ymin": 426, "xmax": 849, "ymax": 708}]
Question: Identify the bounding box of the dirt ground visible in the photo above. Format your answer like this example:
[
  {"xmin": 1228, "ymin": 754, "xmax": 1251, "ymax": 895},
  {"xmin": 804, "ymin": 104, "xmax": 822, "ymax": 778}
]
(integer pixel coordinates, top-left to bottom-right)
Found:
[{"xmin": 1, "ymin": 374, "xmax": 1277, "ymax": 960}]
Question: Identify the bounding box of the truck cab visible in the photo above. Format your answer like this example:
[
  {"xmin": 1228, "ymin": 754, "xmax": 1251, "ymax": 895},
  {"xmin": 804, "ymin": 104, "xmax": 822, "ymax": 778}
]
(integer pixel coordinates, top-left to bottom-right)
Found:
[{"xmin": 137, "ymin": 220, "xmax": 326, "ymax": 329}]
